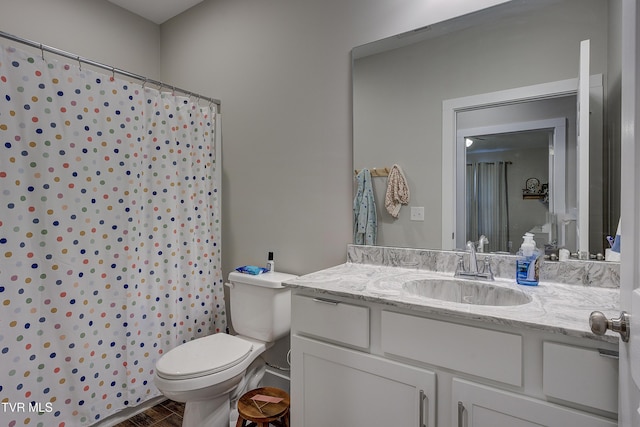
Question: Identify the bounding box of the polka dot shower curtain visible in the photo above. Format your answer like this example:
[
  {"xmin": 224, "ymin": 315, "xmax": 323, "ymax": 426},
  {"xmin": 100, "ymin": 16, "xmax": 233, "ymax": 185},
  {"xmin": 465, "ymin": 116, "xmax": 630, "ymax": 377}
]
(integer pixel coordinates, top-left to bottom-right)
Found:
[{"xmin": 0, "ymin": 44, "xmax": 226, "ymax": 426}]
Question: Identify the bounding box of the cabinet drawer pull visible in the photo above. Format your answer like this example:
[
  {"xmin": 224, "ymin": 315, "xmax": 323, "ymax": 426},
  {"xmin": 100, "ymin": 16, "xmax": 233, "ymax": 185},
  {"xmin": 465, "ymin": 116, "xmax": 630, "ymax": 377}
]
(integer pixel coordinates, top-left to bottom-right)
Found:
[
  {"xmin": 419, "ymin": 389, "xmax": 427, "ymax": 427},
  {"xmin": 458, "ymin": 401, "xmax": 466, "ymax": 427},
  {"xmin": 312, "ymin": 297, "xmax": 339, "ymax": 305}
]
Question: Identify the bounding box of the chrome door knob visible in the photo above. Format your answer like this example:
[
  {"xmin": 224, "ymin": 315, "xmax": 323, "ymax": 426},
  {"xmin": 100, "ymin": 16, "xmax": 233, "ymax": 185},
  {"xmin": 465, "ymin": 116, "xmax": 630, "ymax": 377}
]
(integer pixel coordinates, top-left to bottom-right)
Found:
[{"xmin": 589, "ymin": 311, "xmax": 629, "ymax": 342}]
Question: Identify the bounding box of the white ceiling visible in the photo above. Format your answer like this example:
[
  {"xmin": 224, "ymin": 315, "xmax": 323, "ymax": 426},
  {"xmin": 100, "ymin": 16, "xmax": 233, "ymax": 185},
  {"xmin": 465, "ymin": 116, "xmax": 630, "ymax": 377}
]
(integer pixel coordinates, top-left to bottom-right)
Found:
[{"xmin": 106, "ymin": 0, "xmax": 204, "ymax": 24}]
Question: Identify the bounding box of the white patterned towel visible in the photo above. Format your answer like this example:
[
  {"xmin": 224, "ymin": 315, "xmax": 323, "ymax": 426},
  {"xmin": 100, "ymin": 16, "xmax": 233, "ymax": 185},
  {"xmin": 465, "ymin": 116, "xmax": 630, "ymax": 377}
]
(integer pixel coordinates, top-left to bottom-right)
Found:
[{"xmin": 384, "ymin": 164, "xmax": 410, "ymax": 218}]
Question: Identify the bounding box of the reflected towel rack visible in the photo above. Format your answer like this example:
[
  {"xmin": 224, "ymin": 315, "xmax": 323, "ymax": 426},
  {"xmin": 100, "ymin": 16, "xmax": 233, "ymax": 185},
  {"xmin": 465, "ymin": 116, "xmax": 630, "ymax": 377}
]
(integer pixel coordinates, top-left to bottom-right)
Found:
[{"xmin": 354, "ymin": 167, "xmax": 390, "ymax": 177}]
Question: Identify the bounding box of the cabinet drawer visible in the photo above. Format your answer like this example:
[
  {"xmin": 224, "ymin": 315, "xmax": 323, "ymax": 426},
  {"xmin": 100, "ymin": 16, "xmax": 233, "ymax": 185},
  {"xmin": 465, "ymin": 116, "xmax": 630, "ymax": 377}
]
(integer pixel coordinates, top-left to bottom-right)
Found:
[
  {"xmin": 292, "ymin": 294, "xmax": 369, "ymax": 349},
  {"xmin": 381, "ymin": 310, "xmax": 522, "ymax": 386},
  {"xmin": 543, "ymin": 342, "xmax": 618, "ymax": 413}
]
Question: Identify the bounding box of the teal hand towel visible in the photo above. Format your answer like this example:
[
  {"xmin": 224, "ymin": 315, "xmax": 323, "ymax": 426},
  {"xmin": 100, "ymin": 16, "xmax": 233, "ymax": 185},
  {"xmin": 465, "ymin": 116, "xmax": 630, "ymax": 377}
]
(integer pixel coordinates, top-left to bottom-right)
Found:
[{"xmin": 354, "ymin": 168, "xmax": 377, "ymax": 245}]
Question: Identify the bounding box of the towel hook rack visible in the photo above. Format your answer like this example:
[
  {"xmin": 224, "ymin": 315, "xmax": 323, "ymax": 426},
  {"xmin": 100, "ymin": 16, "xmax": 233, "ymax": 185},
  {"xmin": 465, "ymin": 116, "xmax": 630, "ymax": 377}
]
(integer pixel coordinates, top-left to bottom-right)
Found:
[{"xmin": 354, "ymin": 167, "xmax": 390, "ymax": 177}]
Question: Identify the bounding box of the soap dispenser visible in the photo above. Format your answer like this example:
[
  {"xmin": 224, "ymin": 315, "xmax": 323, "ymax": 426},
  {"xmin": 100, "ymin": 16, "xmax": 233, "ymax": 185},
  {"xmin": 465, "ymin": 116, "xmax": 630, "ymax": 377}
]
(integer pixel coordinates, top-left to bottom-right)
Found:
[
  {"xmin": 266, "ymin": 251, "xmax": 275, "ymax": 272},
  {"xmin": 516, "ymin": 233, "xmax": 541, "ymax": 286}
]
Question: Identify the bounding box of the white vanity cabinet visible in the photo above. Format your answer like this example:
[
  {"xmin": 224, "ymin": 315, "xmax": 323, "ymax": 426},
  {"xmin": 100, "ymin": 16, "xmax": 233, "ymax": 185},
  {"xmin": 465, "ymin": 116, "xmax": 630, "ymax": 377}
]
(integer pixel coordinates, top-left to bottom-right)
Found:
[
  {"xmin": 290, "ymin": 294, "xmax": 436, "ymax": 427},
  {"xmin": 290, "ymin": 291, "xmax": 619, "ymax": 427}
]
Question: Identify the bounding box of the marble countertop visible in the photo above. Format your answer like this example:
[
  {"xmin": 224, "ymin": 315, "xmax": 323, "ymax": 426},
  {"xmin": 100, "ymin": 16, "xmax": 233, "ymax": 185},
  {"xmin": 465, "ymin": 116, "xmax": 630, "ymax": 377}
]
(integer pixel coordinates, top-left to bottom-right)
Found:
[{"xmin": 284, "ymin": 262, "xmax": 621, "ymax": 344}]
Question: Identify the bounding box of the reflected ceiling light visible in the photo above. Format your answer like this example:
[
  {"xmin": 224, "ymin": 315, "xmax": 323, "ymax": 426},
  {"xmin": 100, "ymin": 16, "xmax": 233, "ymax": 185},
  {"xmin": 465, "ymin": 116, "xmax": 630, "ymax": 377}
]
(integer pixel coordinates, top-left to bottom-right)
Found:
[{"xmin": 465, "ymin": 138, "xmax": 474, "ymax": 148}]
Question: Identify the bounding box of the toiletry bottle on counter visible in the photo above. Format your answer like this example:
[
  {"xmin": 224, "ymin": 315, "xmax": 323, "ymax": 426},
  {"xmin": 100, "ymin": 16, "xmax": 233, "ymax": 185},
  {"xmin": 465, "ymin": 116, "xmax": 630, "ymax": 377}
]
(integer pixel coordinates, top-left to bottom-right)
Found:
[
  {"xmin": 516, "ymin": 233, "xmax": 541, "ymax": 286},
  {"xmin": 266, "ymin": 251, "xmax": 275, "ymax": 272}
]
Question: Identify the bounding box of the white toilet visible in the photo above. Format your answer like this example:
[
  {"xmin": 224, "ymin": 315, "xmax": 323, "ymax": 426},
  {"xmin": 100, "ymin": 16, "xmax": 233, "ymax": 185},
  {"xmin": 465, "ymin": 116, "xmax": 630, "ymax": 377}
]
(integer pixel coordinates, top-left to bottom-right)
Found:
[{"xmin": 154, "ymin": 270, "xmax": 297, "ymax": 427}]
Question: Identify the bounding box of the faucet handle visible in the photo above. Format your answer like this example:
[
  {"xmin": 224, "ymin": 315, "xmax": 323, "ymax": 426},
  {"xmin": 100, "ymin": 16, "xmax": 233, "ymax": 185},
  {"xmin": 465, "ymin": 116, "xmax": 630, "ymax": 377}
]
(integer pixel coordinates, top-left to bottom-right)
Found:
[{"xmin": 480, "ymin": 256, "xmax": 495, "ymax": 280}]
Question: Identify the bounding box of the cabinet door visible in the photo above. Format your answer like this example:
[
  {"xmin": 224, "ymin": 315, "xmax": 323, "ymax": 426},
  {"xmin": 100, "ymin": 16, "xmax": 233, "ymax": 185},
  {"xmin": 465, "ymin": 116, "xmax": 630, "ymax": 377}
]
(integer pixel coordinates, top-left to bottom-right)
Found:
[
  {"xmin": 291, "ymin": 335, "xmax": 436, "ymax": 427},
  {"xmin": 452, "ymin": 379, "xmax": 617, "ymax": 427}
]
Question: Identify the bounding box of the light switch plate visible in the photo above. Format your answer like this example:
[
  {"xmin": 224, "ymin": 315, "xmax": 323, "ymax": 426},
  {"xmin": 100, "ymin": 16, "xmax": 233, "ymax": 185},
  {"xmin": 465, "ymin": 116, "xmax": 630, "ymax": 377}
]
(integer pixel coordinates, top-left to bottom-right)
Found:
[{"xmin": 410, "ymin": 207, "xmax": 425, "ymax": 221}]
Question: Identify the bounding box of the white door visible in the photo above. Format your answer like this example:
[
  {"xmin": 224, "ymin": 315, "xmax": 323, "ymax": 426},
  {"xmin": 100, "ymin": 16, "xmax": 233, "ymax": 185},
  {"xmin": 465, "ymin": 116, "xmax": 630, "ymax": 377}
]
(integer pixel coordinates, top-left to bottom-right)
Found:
[
  {"xmin": 619, "ymin": 0, "xmax": 640, "ymax": 425},
  {"xmin": 589, "ymin": 2, "xmax": 640, "ymax": 424}
]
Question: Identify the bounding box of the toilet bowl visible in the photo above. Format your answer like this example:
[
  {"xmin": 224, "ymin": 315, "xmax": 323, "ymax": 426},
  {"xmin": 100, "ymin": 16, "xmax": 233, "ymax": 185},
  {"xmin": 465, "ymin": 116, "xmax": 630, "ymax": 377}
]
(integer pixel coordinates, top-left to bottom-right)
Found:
[
  {"xmin": 154, "ymin": 333, "xmax": 268, "ymax": 427},
  {"xmin": 153, "ymin": 270, "xmax": 297, "ymax": 427}
]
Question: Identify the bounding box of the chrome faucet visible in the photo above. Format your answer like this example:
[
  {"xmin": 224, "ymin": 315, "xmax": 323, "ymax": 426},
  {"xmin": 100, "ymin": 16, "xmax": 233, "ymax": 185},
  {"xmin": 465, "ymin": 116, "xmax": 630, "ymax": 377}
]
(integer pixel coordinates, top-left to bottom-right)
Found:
[
  {"xmin": 455, "ymin": 240, "xmax": 494, "ymax": 281},
  {"xmin": 466, "ymin": 240, "xmax": 479, "ymax": 274}
]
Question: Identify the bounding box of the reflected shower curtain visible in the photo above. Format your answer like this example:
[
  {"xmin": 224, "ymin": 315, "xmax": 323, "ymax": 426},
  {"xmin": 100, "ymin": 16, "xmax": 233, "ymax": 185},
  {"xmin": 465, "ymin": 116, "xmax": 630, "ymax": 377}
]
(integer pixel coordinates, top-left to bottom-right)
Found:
[
  {"xmin": 0, "ymin": 44, "xmax": 226, "ymax": 426},
  {"xmin": 466, "ymin": 162, "xmax": 509, "ymax": 252}
]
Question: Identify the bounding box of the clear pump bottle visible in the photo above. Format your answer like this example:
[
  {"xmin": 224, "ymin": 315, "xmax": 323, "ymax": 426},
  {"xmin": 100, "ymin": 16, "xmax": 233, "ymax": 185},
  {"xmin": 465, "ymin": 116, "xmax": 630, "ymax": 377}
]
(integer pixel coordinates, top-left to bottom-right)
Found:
[{"xmin": 516, "ymin": 233, "xmax": 541, "ymax": 286}]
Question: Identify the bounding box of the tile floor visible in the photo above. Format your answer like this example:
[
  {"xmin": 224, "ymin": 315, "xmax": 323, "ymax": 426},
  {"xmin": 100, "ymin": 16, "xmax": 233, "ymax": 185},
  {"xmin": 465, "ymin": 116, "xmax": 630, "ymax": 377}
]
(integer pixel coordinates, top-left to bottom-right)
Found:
[{"xmin": 113, "ymin": 400, "xmax": 185, "ymax": 427}]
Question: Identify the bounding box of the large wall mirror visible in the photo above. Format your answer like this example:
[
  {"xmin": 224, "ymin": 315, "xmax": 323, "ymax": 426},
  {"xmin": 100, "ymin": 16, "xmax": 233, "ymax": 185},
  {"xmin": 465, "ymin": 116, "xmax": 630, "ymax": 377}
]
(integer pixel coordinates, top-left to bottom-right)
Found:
[{"xmin": 352, "ymin": 0, "xmax": 621, "ymax": 256}]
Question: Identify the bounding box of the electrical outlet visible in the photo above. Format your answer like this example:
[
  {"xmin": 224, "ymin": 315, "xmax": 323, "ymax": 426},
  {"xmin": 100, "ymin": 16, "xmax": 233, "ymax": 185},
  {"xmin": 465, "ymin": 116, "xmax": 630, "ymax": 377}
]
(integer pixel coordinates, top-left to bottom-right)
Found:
[{"xmin": 410, "ymin": 207, "xmax": 425, "ymax": 221}]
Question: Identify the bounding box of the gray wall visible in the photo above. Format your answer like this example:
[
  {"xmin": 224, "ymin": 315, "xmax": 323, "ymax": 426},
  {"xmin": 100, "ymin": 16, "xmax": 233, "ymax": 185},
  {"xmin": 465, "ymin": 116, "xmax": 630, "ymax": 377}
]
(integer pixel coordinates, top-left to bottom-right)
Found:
[
  {"xmin": 0, "ymin": 0, "xmax": 161, "ymax": 79},
  {"xmin": 158, "ymin": 0, "xmax": 508, "ymax": 278},
  {"xmin": 353, "ymin": 0, "xmax": 611, "ymax": 251}
]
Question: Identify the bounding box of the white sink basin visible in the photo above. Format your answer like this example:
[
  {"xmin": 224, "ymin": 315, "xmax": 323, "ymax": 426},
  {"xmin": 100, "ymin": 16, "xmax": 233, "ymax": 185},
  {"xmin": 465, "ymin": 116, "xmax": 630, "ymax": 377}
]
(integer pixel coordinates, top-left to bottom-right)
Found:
[{"xmin": 402, "ymin": 278, "xmax": 532, "ymax": 306}]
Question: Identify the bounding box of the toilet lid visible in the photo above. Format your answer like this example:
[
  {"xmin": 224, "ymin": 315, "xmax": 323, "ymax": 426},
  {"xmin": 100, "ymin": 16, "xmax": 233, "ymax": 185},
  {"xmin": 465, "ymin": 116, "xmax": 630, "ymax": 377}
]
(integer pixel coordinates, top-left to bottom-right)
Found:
[{"xmin": 156, "ymin": 333, "xmax": 253, "ymax": 380}]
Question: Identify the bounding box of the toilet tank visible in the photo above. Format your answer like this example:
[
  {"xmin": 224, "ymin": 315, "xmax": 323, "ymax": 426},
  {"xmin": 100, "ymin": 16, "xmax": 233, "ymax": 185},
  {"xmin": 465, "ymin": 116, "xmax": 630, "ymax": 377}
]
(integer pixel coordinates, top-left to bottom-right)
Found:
[{"xmin": 227, "ymin": 271, "xmax": 298, "ymax": 342}]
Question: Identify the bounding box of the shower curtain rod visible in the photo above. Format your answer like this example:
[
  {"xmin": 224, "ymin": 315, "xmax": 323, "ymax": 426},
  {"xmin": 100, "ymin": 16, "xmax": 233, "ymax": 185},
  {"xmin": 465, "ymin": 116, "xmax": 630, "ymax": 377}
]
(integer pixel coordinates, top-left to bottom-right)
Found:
[{"xmin": 0, "ymin": 30, "xmax": 221, "ymax": 112}]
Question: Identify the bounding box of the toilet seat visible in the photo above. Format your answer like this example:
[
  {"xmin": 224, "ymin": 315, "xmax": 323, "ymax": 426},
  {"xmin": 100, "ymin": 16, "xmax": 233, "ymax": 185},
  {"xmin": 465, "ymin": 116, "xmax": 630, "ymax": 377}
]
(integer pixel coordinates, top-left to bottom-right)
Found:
[{"xmin": 156, "ymin": 333, "xmax": 253, "ymax": 380}]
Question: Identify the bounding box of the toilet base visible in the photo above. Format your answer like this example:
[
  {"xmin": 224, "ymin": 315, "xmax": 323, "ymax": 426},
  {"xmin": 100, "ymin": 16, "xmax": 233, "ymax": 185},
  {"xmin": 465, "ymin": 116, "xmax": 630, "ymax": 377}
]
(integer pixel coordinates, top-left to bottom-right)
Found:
[
  {"xmin": 183, "ymin": 394, "xmax": 230, "ymax": 427},
  {"xmin": 170, "ymin": 358, "xmax": 268, "ymax": 427}
]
